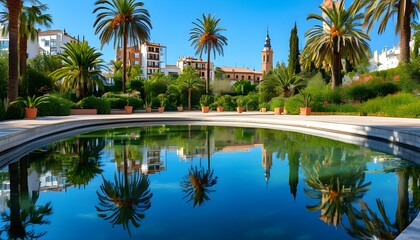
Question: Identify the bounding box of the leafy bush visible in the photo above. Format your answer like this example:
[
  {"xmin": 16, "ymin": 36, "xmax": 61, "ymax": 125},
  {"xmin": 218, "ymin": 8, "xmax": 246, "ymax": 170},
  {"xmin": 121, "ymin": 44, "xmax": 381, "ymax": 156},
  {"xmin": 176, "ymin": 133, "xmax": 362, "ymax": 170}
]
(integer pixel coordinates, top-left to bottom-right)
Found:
[
  {"xmin": 38, "ymin": 95, "xmax": 73, "ymax": 116},
  {"xmin": 5, "ymin": 104, "xmax": 24, "ymax": 119},
  {"xmin": 200, "ymin": 94, "xmax": 213, "ymax": 106},
  {"xmin": 245, "ymin": 99, "xmax": 259, "ymax": 111},
  {"xmin": 22, "ymin": 67, "xmax": 53, "ymax": 96},
  {"xmin": 284, "ymin": 95, "xmax": 302, "ymax": 115},
  {"xmin": 77, "ymin": 96, "xmax": 111, "ymax": 114},
  {"xmin": 360, "ymin": 93, "xmax": 418, "ymax": 117},
  {"xmin": 346, "ymin": 84, "xmax": 374, "ymax": 102},
  {"xmin": 269, "ymin": 97, "xmax": 285, "ymax": 110},
  {"xmin": 322, "ymin": 104, "xmax": 359, "ymax": 113},
  {"xmin": 219, "ymin": 95, "xmax": 236, "ymax": 111},
  {"xmin": 129, "ymin": 79, "xmax": 143, "ymax": 91},
  {"xmin": 395, "ymin": 101, "xmax": 420, "ymax": 118}
]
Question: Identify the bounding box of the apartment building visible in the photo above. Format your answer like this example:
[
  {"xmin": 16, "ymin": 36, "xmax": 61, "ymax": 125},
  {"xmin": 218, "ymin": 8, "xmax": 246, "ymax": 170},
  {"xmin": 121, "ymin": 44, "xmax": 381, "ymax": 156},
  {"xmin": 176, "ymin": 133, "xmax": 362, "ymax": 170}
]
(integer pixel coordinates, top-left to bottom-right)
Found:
[
  {"xmin": 176, "ymin": 56, "xmax": 214, "ymax": 80},
  {"xmin": 116, "ymin": 42, "xmax": 167, "ymax": 79},
  {"xmin": 38, "ymin": 29, "xmax": 78, "ymax": 56}
]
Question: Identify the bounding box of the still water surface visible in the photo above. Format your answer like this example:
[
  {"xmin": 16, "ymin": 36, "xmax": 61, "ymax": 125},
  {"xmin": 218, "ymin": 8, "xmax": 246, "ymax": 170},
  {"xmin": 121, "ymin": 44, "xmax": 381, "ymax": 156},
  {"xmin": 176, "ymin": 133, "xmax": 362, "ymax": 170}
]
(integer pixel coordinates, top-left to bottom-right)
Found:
[{"xmin": 0, "ymin": 125, "xmax": 419, "ymax": 240}]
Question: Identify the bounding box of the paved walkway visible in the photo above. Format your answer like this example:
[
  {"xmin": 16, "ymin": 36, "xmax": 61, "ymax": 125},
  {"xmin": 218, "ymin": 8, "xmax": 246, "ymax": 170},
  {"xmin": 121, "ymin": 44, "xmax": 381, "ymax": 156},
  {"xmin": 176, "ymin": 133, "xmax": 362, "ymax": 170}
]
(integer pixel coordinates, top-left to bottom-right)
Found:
[{"xmin": 0, "ymin": 111, "xmax": 419, "ymax": 239}]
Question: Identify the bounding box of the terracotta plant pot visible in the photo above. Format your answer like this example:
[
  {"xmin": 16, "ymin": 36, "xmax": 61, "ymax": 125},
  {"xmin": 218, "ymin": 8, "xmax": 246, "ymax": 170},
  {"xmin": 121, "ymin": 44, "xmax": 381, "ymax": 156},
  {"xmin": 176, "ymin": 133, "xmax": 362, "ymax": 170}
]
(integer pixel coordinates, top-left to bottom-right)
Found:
[
  {"xmin": 274, "ymin": 107, "xmax": 284, "ymax": 115},
  {"xmin": 177, "ymin": 106, "xmax": 183, "ymax": 112},
  {"xmin": 216, "ymin": 106, "xmax": 224, "ymax": 112},
  {"xmin": 25, "ymin": 107, "xmax": 37, "ymax": 119},
  {"xmin": 124, "ymin": 106, "xmax": 133, "ymax": 114},
  {"xmin": 237, "ymin": 106, "xmax": 243, "ymax": 113},
  {"xmin": 300, "ymin": 107, "xmax": 311, "ymax": 116},
  {"xmin": 145, "ymin": 107, "xmax": 152, "ymax": 113},
  {"xmin": 158, "ymin": 107, "xmax": 165, "ymax": 113},
  {"xmin": 261, "ymin": 108, "xmax": 267, "ymax": 113},
  {"xmin": 201, "ymin": 106, "xmax": 210, "ymax": 113}
]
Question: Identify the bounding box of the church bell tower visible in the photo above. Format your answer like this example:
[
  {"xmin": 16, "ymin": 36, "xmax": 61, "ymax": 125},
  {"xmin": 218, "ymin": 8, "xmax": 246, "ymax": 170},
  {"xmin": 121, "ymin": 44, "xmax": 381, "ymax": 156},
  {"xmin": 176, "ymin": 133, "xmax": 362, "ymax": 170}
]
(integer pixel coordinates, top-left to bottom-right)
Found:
[{"xmin": 261, "ymin": 31, "xmax": 274, "ymax": 73}]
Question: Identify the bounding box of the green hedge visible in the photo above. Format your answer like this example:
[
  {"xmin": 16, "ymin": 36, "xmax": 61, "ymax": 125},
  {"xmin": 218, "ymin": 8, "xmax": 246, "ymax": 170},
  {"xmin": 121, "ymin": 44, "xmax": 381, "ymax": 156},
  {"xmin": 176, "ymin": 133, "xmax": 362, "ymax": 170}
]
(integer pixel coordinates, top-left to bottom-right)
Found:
[
  {"xmin": 284, "ymin": 95, "xmax": 302, "ymax": 115},
  {"xmin": 360, "ymin": 93, "xmax": 419, "ymax": 117},
  {"xmin": 77, "ymin": 96, "xmax": 111, "ymax": 114},
  {"xmin": 38, "ymin": 95, "xmax": 73, "ymax": 116}
]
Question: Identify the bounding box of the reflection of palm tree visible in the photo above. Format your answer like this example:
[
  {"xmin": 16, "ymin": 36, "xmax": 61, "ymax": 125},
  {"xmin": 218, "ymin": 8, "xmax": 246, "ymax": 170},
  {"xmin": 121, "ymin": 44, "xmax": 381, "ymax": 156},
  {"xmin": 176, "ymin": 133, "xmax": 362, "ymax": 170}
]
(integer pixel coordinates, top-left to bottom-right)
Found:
[
  {"xmin": 0, "ymin": 160, "xmax": 52, "ymax": 239},
  {"xmin": 345, "ymin": 199, "xmax": 397, "ymax": 240},
  {"xmin": 304, "ymin": 161, "xmax": 371, "ymax": 227},
  {"xmin": 181, "ymin": 166, "xmax": 218, "ymax": 207},
  {"xmin": 96, "ymin": 172, "xmax": 152, "ymax": 235},
  {"xmin": 66, "ymin": 138, "xmax": 104, "ymax": 188}
]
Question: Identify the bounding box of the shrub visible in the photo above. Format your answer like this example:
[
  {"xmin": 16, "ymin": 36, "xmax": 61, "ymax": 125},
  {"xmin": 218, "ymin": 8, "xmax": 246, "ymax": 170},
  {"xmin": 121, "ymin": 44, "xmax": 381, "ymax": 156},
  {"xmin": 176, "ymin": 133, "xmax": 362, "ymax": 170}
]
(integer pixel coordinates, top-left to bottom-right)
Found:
[
  {"xmin": 5, "ymin": 104, "xmax": 24, "ymax": 119},
  {"xmin": 200, "ymin": 94, "xmax": 213, "ymax": 107},
  {"xmin": 129, "ymin": 79, "xmax": 143, "ymax": 91},
  {"xmin": 38, "ymin": 95, "xmax": 73, "ymax": 116},
  {"xmin": 346, "ymin": 84, "xmax": 374, "ymax": 102},
  {"xmin": 77, "ymin": 96, "xmax": 111, "ymax": 114},
  {"xmin": 245, "ymin": 99, "xmax": 259, "ymax": 111},
  {"xmin": 219, "ymin": 95, "xmax": 236, "ymax": 111},
  {"xmin": 395, "ymin": 101, "xmax": 420, "ymax": 118},
  {"xmin": 284, "ymin": 95, "xmax": 302, "ymax": 115},
  {"xmin": 360, "ymin": 93, "xmax": 418, "ymax": 117},
  {"xmin": 269, "ymin": 97, "xmax": 285, "ymax": 110}
]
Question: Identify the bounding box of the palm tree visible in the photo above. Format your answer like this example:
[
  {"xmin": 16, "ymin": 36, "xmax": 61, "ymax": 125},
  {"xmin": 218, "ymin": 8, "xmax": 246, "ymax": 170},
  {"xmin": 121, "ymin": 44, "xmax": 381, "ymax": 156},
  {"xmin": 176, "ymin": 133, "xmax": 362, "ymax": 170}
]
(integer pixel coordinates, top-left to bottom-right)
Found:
[
  {"xmin": 1, "ymin": 0, "xmax": 42, "ymax": 103},
  {"xmin": 354, "ymin": 0, "xmax": 420, "ymax": 63},
  {"xmin": 49, "ymin": 41, "xmax": 105, "ymax": 100},
  {"xmin": 93, "ymin": 0, "xmax": 152, "ymax": 94},
  {"xmin": 180, "ymin": 166, "xmax": 218, "ymax": 207},
  {"xmin": 301, "ymin": 2, "xmax": 370, "ymax": 89},
  {"xmin": 0, "ymin": 3, "xmax": 52, "ymax": 77},
  {"xmin": 189, "ymin": 14, "xmax": 228, "ymax": 94},
  {"xmin": 178, "ymin": 66, "xmax": 204, "ymax": 110},
  {"xmin": 18, "ymin": 4, "xmax": 52, "ymax": 77},
  {"xmin": 259, "ymin": 65, "xmax": 305, "ymax": 98}
]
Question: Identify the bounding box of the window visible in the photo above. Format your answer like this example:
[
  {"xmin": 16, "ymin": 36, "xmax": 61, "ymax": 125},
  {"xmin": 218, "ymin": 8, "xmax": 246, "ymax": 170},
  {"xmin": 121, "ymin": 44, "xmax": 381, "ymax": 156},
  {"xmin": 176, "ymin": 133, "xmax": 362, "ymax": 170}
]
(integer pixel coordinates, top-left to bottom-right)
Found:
[
  {"xmin": 134, "ymin": 53, "xmax": 140, "ymax": 58},
  {"xmin": 263, "ymin": 55, "xmax": 265, "ymax": 62},
  {"xmin": 236, "ymin": 75, "xmax": 238, "ymax": 79},
  {"xmin": 267, "ymin": 55, "xmax": 270, "ymax": 62},
  {"xmin": 257, "ymin": 77, "xmax": 260, "ymax": 81},
  {"xmin": 134, "ymin": 60, "xmax": 139, "ymax": 65},
  {"xmin": 227, "ymin": 75, "xmax": 230, "ymax": 78},
  {"xmin": 44, "ymin": 40, "xmax": 50, "ymax": 47},
  {"xmin": 242, "ymin": 75, "xmax": 244, "ymax": 80},
  {"xmin": 248, "ymin": 76, "xmax": 251, "ymax": 80},
  {"xmin": 51, "ymin": 40, "xmax": 56, "ymax": 46},
  {"xmin": 201, "ymin": 72, "xmax": 205, "ymax": 77}
]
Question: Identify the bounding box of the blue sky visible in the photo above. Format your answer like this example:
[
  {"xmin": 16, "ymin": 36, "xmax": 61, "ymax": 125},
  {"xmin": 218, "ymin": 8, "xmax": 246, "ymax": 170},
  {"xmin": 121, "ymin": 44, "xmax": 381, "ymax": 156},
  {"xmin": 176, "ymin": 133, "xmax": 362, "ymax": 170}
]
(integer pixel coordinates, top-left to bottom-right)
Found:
[{"xmin": 40, "ymin": 0, "xmax": 400, "ymax": 71}]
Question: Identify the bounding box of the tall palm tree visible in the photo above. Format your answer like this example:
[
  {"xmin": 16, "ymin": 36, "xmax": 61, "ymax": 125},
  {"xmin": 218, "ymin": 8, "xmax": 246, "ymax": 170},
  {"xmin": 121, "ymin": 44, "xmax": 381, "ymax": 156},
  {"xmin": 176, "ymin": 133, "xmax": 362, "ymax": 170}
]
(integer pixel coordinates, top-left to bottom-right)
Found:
[
  {"xmin": 18, "ymin": 4, "xmax": 52, "ymax": 77},
  {"xmin": 49, "ymin": 41, "xmax": 105, "ymax": 100},
  {"xmin": 301, "ymin": 2, "xmax": 370, "ymax": 89},
  {"xmin": 259, "ymin": 65, "xmax": 305, "ymax": 98},
  {"xmin": 178, "ymin": 66, "xmax": 204, "ymax": 110},
  {"xmin": 93, "ymin": 0, "xmax": 152, "ymax": 94},
  {"xmin": 1, "ymin": 0, "xmax": 41, "ymax": 104},
  {"xmin": 189, "ymin": 14, "xmax": 227, "ymax": 94},
  {"xmin": 354, "ymin": 0, "xmax": 420, "ymax": 63}
]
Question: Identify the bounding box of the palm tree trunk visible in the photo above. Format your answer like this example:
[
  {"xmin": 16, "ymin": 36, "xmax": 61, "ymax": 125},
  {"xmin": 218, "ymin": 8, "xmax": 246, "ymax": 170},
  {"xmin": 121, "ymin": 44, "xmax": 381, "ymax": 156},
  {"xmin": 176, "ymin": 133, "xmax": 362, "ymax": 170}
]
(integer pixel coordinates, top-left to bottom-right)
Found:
[
  {"xmin": 122, "ymin": 25, "xmax": 128, "ymax": 93},
  {"xmin": 331, "ymin": 43, "xmax": 341, "ymax": 89},
  {"xmin": 19, "ymin": 35, "xmax": 28, "ymax": 77},
  {"xmin": 188, "ymin": 88, "xmax": 192, "ymax": 110},
  {"xmin": 6, "ymin": 0, "xmax": 23, "ymax": 104},
  {"xmin": 400, "ymin": 1, "xmax": 412, "ymax": 63},
  {"xmin": 396, "ymin": 171, "xmax": 409, "ymax": 232},
  {"xmin": 206, "ymin": 43, "xmax": 211, "ymax": 94},
  {"xmin": 9, "ymin": 161, "xmax": 25, "ymax": 239}
]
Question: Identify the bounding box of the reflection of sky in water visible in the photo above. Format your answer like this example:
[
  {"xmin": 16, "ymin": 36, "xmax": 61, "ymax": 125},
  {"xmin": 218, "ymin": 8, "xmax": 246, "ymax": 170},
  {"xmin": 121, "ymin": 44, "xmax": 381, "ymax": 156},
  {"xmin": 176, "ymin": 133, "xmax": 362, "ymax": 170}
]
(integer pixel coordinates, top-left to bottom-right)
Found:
[{"xmin": 2, "ymin": 126, "xmax": 418, "ymax": 240}]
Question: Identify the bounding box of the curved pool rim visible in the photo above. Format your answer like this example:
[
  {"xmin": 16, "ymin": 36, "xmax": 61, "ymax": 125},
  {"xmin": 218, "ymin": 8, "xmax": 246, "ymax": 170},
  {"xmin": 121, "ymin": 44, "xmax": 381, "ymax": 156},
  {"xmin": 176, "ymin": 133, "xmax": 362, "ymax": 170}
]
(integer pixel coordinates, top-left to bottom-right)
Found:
[{"xmin": 0, "ymin": 112, "xmax": 419, "ymax": 239}]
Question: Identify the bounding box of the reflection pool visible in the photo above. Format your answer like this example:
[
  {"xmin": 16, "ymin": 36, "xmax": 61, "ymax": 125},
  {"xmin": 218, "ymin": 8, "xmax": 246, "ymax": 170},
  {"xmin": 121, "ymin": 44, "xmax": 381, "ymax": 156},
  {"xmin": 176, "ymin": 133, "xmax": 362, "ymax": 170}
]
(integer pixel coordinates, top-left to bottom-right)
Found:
[{"xmin": 0, "ymin": 125, "xmax": 419, "ymax": 240}]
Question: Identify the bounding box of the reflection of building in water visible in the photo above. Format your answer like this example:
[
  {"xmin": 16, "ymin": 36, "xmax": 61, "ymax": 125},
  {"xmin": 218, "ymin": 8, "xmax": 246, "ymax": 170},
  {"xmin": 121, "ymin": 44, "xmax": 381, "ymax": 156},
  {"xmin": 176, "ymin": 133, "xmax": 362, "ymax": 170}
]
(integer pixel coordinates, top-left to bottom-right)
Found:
[
  {"xmin": 0, "ymin": 170, "xmax": 10, "ymax": 211},
  {"xmin": 141, "ymin": 147, "xmax": 166, "ymax": 175},
  {"xmin": 262, "ymin": 147, "xmax": 273, "ymax": 184},
  {"xmin": 39, "ymin": 171, "xmax": 69, "ymax": 192}
]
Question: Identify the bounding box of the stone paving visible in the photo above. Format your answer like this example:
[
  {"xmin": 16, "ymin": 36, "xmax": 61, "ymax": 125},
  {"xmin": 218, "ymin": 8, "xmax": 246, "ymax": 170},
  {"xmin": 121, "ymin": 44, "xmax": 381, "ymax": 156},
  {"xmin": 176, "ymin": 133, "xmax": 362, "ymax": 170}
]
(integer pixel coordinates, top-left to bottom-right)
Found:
[{"xmin": 0, "ymin": 111, "xmax": 419, "ymax": 239}]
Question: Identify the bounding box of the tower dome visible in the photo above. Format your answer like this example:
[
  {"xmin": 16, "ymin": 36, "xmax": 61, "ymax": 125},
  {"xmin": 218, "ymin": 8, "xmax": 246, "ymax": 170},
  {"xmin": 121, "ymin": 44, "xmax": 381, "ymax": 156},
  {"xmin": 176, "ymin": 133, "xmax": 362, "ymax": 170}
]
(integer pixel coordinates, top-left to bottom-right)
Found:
[{"xmin": 264, "ymin": 31, "xmax": 271, "ymax": 49}]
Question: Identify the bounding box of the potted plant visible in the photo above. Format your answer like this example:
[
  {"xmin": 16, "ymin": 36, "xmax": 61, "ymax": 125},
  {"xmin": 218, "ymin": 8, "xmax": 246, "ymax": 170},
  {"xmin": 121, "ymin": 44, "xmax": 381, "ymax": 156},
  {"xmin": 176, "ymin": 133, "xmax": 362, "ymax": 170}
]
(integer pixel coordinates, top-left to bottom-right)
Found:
[
  {"xmin": 200, "ymin": 94, "xmax": 213, "ymax": 113},
  {"xmin": 145, "ymin": 101, "xmax": 152, "ymax": 113},
  {"xmin": 124, "ymin": 98, "xmax": 133, "ymax": 114},
  {"xmin": 157, "ymin": 93, "xmax": 167, "ymax": 113},
  {"xmin": 177, "ymin": 105, "xmax": 183, "ymax": 112},
  {"xmin": 236, "ymin": 96, "xmax": 244, "ymax": 113},
  {"xmin": 300, "ymin": 92, "xmax": 312, "ymax": 116},
  {"xmin": 271, "ymin": 97, "xmax": 285, "ymax": 115},
  {"xmin": 259, "ymin": 102, "xmax": 269, "ymax": 112},
  {"xmin": 11, "ymin": 95, "xmax": 49, "ymax": 119}
]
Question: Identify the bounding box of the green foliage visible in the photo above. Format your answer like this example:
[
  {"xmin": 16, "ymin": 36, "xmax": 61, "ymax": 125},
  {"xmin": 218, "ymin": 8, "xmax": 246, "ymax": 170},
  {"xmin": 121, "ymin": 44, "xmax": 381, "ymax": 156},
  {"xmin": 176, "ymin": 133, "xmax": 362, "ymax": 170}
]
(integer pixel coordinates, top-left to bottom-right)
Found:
[
  {"xmin": 235, "ymin": 96, "xmax": 244, "ymax": 107},
  {"xmin": 29, "ymin": 53, "xmax": 62, "ymax": 74},
  {"xmin": 269, "ymin": 97, "xmax": 285, "ymax": 110},
  {"xmin": 5, "ymin": 104, "xmax": 24, "ymax": 119},
  {"xmin": 259, "ymin": 102, "xmax": 269, "ymax": 110},
  {"xmin": 397, "ymin": 59, "xmax": 420, "ymax": 92},
  {"xmin": 199, "ymin": 94, "xmax": 213, "ymax": 107},
  {"xmin": 0, "ymin": 53, "xmax": 8, "ymax": 101},
  {"xmin": 232, "ymin": 80, "xmax": 256, "ymax": 95},
  {"xmin": 217, "ymin": 94, "xmax": 236, "ymax": 111},
  {"xmin": 360, "ymin": 93, "xmax": 419, "ymax": 117},
  {"xmin": 102, "ymin": 92, "xmax": 144, "ymax": 110},
  {"xmin": 245, "ymin": 98, "xmax": 259, "ymax": 111},
  {"xmin": 346, "ymin": 79, "xmax": 399, "ymax": 102},
  {"xmin": 11, "ymin": 95, "xmax": 49, "ymax": 108},
  {"xmin": 38, "ymin": 95, "xmax": 73, "ymax": 116},
  {"xmin": 288, "ymin": 23, "xmax": 301, "ymax": 75},
  {"xmin": 77, "ymin": 96, "xmax": 111, "ymax": 114},
  {"xmin": 284, "ymin": 95, "xmax": 303, "ymax": 115},
  {"xmin": 22, "ymin": 67, "xmax": 54, "ymax": 96},
  {"xmin": 157, "ymin": 93, "xmax": 167, "ymax": 107},
  {"xmin": 0, "ymin": 99, "xmax": 6, "ymax": 120},
  {"xmin": 129, "ymin": 79, "xmax": 144, "ymax": 92}
]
